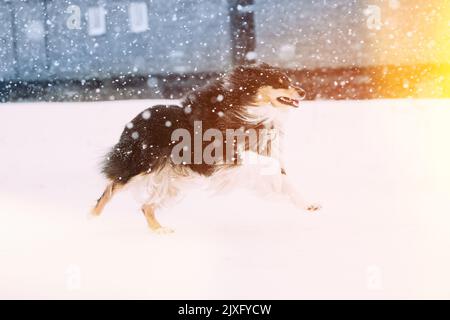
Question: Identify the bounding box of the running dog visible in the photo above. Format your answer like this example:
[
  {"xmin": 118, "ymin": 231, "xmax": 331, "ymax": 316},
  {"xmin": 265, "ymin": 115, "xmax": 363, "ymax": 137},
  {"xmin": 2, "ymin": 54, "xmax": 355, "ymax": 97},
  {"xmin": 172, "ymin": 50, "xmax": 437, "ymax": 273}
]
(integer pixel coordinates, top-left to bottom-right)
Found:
[{"xmin": 91, "ymin": 63, "xmax": 320, "ymax": 233}]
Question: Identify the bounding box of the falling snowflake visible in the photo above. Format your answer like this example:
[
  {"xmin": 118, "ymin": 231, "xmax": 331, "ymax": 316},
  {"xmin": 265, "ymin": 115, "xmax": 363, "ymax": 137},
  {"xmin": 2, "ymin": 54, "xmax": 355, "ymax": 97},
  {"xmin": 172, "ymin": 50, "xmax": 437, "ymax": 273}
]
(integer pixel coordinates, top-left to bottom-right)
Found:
[
  {"xmin": 184, "ymin": 106, "xmax": 192, "ymax": 114},
  {"xmin": 141, "ymin": 110, "xmax": 151, "ymax": 120}
]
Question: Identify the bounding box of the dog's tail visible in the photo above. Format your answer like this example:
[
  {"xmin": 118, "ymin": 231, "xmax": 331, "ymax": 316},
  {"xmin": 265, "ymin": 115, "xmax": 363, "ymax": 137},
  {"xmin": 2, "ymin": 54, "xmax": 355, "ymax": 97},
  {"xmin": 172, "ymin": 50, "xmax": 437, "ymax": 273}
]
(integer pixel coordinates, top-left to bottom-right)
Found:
[{"xmin": 91, "ymin": 182, "xmax": 122, "ymax": 217}]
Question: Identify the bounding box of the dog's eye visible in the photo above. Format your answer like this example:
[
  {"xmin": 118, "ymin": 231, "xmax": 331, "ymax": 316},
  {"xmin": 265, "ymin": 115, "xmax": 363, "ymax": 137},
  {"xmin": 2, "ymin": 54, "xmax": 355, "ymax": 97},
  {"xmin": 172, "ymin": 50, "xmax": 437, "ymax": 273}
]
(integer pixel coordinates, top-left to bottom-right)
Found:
[{"xmin": 278, "ymin": 77, "xmax": 290, "ymax": 87}]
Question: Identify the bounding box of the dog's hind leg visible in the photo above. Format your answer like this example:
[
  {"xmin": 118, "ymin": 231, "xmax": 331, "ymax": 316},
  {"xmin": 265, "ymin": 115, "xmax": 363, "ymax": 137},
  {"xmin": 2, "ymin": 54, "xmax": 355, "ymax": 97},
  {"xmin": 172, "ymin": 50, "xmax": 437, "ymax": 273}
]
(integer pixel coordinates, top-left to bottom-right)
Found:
[
  {"xmin": 91, "ymin": 182, "xmax": 122, "ymax": 216},
  {"xmin": 141, "ymin": 203, "xmax": 174, "ymax": 234}
]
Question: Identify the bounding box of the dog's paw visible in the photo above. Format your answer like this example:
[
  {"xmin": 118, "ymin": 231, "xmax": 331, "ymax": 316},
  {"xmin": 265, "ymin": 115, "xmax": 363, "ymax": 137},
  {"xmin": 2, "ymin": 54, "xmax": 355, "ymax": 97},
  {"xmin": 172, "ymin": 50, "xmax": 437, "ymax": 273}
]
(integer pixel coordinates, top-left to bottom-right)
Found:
[
  {"xmin": 153, "ymin": 227, "xmax": 175, "ymax": 235},
  {"xmin": 87, "ymin": 209, "xmax": 101, "ymax": 220},
  {"xmin": 290, "ymin": 197, "xmax": 321, "ymax": 212},
  {"xmin": 305, "ymin": 204, "xmax": 321, "ymax": 212}
]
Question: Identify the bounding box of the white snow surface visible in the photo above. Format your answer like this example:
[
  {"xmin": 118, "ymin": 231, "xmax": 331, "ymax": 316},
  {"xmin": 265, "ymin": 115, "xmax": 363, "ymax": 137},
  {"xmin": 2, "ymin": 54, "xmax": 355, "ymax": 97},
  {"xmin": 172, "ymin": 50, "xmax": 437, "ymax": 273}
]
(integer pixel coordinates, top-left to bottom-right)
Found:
[{"xmin": 0, "ymin": 98, "xmax": 450, "ymax": 299}]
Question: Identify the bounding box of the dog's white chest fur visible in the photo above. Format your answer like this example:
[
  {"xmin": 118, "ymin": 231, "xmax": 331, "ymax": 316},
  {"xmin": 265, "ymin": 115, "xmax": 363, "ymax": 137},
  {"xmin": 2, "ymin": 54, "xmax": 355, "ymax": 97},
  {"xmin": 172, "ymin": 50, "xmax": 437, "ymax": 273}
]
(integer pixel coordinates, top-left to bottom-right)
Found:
[{"xmin": 245, "ymin": 104, "xmax": 289, "ymax": 129}]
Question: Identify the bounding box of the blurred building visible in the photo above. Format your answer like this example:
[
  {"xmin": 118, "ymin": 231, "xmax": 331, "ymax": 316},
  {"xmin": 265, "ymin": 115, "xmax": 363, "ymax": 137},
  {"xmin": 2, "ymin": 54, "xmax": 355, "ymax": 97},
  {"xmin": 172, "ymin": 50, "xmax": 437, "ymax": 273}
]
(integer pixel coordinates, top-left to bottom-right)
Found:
[{"xmin": 0, "ymin": 0, "xmax": 448, "ymax": 101}]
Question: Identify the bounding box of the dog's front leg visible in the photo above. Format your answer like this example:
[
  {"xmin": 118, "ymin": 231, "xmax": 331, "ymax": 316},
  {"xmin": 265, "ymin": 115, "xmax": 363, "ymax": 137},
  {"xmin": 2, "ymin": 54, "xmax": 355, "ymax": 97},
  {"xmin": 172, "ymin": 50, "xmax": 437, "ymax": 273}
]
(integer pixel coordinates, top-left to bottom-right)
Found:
[
  {"xmin": 281, "ymin": 170, "xmax": 321, "ymax": 212},
  {"xmin": 142, "ymin": 204, "xmax": 174, "ymax": 234}
]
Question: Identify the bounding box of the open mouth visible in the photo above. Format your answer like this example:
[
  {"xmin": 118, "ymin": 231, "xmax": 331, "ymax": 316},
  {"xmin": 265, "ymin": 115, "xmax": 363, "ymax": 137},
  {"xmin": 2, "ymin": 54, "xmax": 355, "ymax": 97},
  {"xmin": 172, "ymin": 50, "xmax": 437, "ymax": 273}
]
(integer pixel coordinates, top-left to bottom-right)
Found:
[{"xmin": 277, "ymin": 96, "xmax": 301, "ymax": 108}]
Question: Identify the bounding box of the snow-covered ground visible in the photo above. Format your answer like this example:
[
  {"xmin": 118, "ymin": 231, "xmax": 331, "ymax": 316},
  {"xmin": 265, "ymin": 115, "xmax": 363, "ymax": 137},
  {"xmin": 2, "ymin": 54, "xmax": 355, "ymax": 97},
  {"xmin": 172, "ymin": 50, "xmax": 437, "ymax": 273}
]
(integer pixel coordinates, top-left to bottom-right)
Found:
[{"xmin": 0, "ymin": 98, "xmax": 449, "ymax": 299}]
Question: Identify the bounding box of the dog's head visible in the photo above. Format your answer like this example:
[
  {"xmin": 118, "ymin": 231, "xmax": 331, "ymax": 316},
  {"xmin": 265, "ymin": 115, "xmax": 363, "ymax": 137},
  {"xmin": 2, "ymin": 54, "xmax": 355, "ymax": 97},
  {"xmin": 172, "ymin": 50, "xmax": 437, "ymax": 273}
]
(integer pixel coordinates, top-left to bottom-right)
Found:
[{"xmin": 226, "ymin": 63, "xmax": 306, "ymax": 109}]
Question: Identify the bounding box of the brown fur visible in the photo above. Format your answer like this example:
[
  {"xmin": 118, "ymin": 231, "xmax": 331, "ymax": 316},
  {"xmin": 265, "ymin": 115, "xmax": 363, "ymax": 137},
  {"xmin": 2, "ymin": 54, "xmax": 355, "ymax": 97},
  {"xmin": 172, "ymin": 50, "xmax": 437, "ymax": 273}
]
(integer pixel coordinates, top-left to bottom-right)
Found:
[
  {"xmin": 142, "ymin": 203, "xmax": 173, "ymax": 234},
  {"xmin": 91, "ymin": 182, "xmax": 122, "ymax": 216}
]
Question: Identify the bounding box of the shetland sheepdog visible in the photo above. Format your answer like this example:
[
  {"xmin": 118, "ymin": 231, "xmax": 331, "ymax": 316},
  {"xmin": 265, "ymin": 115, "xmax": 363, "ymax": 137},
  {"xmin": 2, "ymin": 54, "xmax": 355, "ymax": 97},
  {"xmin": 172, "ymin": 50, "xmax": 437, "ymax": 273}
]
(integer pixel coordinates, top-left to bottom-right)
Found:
[{"xmin": 91, "ymin": 63, "xmax": 320, "ymax": 233}]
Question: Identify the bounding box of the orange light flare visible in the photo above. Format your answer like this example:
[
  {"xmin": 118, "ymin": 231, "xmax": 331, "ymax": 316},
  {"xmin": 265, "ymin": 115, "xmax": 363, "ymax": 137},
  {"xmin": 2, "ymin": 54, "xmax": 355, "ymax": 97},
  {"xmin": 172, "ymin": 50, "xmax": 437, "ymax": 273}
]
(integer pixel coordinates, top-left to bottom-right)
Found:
[{"xmin": 367, "ymin": 0, "xmax": 450, "ymax": 98}]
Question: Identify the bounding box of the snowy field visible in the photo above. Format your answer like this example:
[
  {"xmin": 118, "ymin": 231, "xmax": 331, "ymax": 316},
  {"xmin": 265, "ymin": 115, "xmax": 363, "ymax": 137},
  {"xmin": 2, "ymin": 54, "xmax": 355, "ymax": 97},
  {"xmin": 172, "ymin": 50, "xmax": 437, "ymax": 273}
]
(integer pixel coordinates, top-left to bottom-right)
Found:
[{"xmin": 0, "ymin": 98, "xmax": 449, "ymax": 299}]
